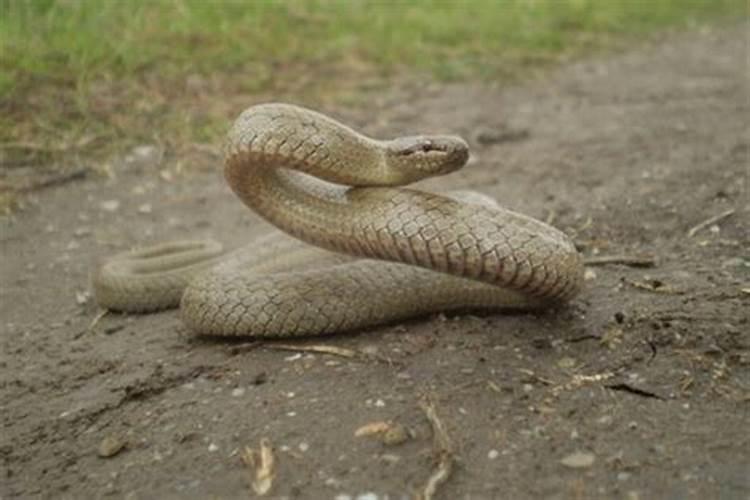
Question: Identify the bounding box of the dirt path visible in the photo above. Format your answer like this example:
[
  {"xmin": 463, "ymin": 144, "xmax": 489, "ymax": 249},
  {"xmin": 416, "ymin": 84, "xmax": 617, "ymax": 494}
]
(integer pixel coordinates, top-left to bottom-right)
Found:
[{"xmin": 1, "ymin": 24, "xmax": 748, "ymax": 500}]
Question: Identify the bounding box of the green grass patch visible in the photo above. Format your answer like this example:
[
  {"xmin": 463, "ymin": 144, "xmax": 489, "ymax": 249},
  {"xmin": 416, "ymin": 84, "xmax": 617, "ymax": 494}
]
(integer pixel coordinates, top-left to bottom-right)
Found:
[{"xmin": 1, "ymin": 0, "xmax": 746, "ymax": 166}]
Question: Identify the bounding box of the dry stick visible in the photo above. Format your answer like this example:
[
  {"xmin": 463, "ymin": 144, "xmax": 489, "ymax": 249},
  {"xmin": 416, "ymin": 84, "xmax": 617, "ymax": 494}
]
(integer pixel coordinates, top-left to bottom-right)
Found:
[
  {"xmin": 416, "ymin": 396, "xmax": 455, "ymax": 500},
  {"xmin": 687, "ymin": 208, "xmax": 736, "ymax": 237},
  {"xmin": 0, "ymin": 167, "xmax": 90, "ymax": 193},
  {"xmin": 261, "ymin": 342, "xmax": 401, "ymax": 366},
  {"xmin": 263, "ymin": 343, "xmax": 359, "ymax": 359},
  {"xmin": 240, "ymin": 438, "xmax": 275, "ymax": 496},
  {"xmin": 86, "ymin": 310, "xmax": 109, "ymax": 333},
  {"xmin": 20, "ymin": 167, "xmax": 89, "ymax": 192},
  {"xmin": 583, "ymin": 255, "xmax": 656, "ymax": 268}
]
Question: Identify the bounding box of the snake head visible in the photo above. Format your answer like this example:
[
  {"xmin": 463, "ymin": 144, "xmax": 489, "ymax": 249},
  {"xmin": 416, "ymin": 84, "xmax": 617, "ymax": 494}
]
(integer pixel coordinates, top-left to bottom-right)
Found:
[{"xmin": 385, "ymin": 135, "xmax": 469, "ymax": 183}]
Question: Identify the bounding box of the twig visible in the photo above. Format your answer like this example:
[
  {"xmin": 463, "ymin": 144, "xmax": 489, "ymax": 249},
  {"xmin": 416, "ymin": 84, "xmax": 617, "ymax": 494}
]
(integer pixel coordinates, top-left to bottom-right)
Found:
[
  {"xmin": 16, "ymin": 167, "xmax": 90, "ymax": 192},
  {"xmin": 263, "ymin": 342, "xmax": 401, "ymax": 365},
  {"xmin": 551, "ymin": 372, "xmax": 615, "ymax": 397},
  {"xmin": 1, "ymin": 167, "xmax": 90, "ymax": 193},
  {"xmin": 584, "ymin": 255, "xmax": 656, "ymax": 268},
  {"xmin": 518, "ymin": 368, "xmax": 555, "ymax": 386},
  {"xmin": 687, "ymin": 208, "xmax": 736, "ymax": 237},
  {"xmin": 263, "ymin": 343, "xmax": 359, "ymax": 359},
  {"xmin": 416, "ymin": 396, "xmax": 454, "ymax": 500},
  {"xmin": 606, "ymin": 383, "xmax": 664, "ymax": 400},
  {"xmin": 74, "ymin": 309, "xmax": 109, "ymax": 339},
  {"xmin": 241, "ymin": 438, "xmax": 275, "ymax": 496}
]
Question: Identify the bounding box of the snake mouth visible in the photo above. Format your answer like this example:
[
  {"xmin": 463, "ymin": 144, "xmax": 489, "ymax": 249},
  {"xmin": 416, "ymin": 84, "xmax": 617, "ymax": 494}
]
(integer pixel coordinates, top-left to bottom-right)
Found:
[{"xmin": 396, "ymin": 140, "xmax": 451, "ymax": 156}]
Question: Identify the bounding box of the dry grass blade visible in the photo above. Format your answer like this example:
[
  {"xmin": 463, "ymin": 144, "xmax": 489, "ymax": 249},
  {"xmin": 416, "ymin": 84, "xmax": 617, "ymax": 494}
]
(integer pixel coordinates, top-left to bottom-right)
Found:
[
  {"xmin": 240, "ymin": 438, "xmax": 275, "ymax": 496},
  {"xmin": 687, "ymin": 208, "xmax": 736, "ymax": 237},
  {"xmin": 78, "ymin": 310, "xmax": 109, "ymax": 338},
  {"xmin": 262, "ymin": 343, "xmax": 359, "ymax": 359},
  {"xmin": 416, "ymin": 396, "xmax": 454, "ymax": 500},
  {"xmin": 263, "ymin": 342, "xmax": 400, "ymax": 365},
  {"xmin": 12, "ymin": 167, "xmax": 90, "ymax": 193}
]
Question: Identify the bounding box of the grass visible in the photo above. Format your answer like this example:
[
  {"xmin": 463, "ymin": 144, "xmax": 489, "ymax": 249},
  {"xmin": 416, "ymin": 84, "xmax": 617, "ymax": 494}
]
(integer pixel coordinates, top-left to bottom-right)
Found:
[{"xmin": 0, "ymin": 0, "xmax": 746, "ymax": 170}]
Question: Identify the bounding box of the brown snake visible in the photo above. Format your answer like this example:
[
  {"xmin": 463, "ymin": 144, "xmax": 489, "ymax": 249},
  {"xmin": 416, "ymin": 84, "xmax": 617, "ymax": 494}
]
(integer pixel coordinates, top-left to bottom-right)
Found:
[{"xmin": 94, "ymin": 103, "xmax": 583, "ymax": 337}]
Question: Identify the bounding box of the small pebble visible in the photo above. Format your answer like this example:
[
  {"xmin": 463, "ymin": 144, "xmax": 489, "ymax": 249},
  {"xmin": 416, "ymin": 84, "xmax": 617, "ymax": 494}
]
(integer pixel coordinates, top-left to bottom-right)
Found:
[
  {"xmin": 597, "ymin": 415, "xmax": 613, "ymax": 426},
  {"xmin": 208, "ymin": 443, "xmax": 219, "ymax": 452},
  {"xmin": 100, "ymin": 200, "xmax": 120, "ymax": 212},
  {"xmin": 75, "ymin": 290, "xmax": 90, "ymax": 305},
  {"xmin": 231, "ymin": 387, "xmax": 245, "ymax": 397},
  {"xmin": 488, "ymin": 449, "xmax": 500, "ymax": 460},
  {"xmin": 98, "ymin": 435, "xmax": 126, "ymax": 458},
  {"xmin": 560, "ymin": 451, "xmax": 596, "ymax": 468}
]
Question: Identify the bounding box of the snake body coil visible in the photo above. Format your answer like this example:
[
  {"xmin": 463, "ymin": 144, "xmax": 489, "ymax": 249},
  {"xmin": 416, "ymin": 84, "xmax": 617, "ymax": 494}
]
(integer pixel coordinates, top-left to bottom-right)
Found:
[{"xmin": 94, "ymin": 103, "xmax": 583, "ymax": 337}]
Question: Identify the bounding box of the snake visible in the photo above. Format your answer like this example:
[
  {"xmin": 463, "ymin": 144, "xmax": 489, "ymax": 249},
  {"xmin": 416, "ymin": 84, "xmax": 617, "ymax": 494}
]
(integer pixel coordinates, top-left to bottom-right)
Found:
[{"xmin": 93, "ymin": 103, "xmax": 583, "ymax": 337}]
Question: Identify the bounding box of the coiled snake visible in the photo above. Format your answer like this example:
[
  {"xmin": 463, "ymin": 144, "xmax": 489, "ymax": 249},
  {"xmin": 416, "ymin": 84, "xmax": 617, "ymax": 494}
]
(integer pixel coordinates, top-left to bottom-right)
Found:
[{"xmin": 94, "ymin": 103, "xmax": 583, "ymax": 337}]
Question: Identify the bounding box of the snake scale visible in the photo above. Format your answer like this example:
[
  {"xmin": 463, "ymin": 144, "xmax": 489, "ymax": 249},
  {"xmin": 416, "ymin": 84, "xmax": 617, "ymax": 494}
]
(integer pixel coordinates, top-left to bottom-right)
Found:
[{"xmin": 94, "ymin": 103, "xmax": 583, "ymax": 337}]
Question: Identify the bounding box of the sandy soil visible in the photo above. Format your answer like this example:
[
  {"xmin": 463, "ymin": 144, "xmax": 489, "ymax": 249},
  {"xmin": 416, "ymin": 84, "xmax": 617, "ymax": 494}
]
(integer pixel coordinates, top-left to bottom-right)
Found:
[{"xmin": 1, "ymin": 25, "xmax": 748, "ymax": 500}]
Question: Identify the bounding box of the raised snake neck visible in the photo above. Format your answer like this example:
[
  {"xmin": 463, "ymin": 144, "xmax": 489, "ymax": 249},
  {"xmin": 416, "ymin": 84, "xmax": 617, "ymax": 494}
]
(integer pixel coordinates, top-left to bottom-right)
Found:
[{"xmin": 94, "ymin": 103, "xmax": 583, "ymax": 337}]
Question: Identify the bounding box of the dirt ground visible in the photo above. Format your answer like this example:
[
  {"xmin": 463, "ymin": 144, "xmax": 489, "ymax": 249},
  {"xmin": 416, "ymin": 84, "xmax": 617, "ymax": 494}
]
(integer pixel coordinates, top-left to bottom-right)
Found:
[{"xmin": 1, "ymin": 24, "xmax": 748, "ymax": 500}]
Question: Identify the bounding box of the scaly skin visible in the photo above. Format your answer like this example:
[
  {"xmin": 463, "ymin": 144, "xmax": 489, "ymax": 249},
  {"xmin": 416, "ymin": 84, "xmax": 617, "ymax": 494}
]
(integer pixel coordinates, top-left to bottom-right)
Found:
[{"xmin": 94, "ymin": 103, "xmax": 583, "ymax": 337}]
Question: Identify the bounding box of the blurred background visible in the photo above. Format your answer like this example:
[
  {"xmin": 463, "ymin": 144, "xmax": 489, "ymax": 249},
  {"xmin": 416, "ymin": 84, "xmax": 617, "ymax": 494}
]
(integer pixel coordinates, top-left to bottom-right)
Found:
[{"xmin": 0, "ymin": 0, "xmax": 745, "ymax": 191}]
